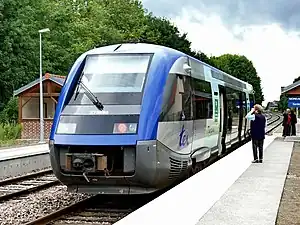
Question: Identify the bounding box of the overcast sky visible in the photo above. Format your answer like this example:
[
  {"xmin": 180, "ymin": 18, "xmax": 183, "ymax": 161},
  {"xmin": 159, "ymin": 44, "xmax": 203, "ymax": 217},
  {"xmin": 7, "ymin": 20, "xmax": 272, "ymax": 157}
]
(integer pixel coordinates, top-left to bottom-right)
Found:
[{"xmin": 142, "ymin": 0, "xmax": 300, "ymax": 105}]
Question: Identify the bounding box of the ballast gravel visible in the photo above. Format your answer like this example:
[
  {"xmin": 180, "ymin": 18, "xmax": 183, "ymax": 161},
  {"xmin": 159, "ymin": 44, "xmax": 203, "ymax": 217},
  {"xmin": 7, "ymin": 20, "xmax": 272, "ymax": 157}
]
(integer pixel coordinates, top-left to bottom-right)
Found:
[{"xmin": 0, "ymin": 184, "xmax": 93, "ymax": 225}]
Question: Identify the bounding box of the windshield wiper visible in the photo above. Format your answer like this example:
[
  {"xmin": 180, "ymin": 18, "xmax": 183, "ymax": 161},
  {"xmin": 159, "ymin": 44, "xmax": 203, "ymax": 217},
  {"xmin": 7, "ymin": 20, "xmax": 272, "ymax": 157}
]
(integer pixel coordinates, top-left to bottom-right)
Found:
[{"xmin": 74, "ymin": 77, "xmax": 104, "ymax": 111}]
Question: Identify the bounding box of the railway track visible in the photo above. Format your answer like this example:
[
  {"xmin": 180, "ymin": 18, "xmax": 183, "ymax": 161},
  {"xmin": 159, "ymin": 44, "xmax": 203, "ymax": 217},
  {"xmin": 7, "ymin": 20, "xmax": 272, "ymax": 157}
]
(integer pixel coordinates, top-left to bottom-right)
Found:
[
  {"xmin": 52, "ymin": 208, "xmax": 131, "ymax": 225},
  {"xmin": 265, "ymin": 112, "xmax": 272, "ymax": 120},
  {"xmin": 0, "ymin": 169, "xmax": 59, "ymax": 202},
  {"xmin": 266, "ymin": 114, "xmax": 282, "ymax": 134},
  {"xmin": 24, "ymin": 194, "xmax": 156, "ymax": 225}
]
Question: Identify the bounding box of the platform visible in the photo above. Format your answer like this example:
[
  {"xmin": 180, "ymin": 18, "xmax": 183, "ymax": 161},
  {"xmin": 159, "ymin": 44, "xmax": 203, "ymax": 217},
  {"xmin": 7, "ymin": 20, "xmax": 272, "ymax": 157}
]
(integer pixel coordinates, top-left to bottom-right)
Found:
[
  {"xmin": 273, "ymin": 118, "xmax": 300, "ymax": 138},
  {"xmin": 0, "ymin": 144, "xmax": 50, "ymax": 179},
  {"xmin": 114, "ymin": 136, "xmax": 293, "ymax": 225},
  {"xmin": 0, "ymin": 143, "xmax": 49, "ymax": 161},
  {"xmin": 197, "ymin": 138, "xmax": 293, "ymax": 225}
]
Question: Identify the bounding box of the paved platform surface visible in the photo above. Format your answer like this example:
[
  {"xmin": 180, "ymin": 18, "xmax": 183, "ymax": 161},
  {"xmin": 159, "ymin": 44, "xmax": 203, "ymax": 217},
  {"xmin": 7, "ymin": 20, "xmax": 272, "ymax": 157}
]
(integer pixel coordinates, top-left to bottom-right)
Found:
[
  {"xmin": 197, "ymin": 138, "xmax": 293, "ymax": 225},
  {"xmin": 0, "ymin": 144, "xmax": 49, "ymax": 161},
  {"xmin": 114, "ymin": 136, "xmax": 277, "ymax": 225}
]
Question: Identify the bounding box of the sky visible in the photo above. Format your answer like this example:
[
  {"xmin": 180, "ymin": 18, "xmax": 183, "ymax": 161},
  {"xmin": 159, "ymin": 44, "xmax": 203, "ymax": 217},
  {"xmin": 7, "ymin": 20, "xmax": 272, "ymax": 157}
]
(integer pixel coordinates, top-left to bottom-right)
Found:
[{"xmin": 141, "ymin": 0, "xmax": 300, "ymax": 106}]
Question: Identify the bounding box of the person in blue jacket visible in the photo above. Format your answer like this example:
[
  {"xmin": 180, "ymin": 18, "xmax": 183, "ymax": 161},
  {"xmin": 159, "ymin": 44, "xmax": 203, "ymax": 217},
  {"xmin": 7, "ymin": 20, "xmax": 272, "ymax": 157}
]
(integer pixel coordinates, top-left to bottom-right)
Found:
[{"xmin": 245, "ymin": 104, "xmax": 267, "ymax": 163}]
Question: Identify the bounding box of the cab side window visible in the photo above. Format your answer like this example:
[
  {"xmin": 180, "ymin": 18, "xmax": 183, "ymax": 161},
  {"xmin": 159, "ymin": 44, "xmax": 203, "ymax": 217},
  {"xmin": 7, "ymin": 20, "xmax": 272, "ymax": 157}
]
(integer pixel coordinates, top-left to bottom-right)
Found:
[{"xmin": 159, "ymin": 74, "xmax": 192, "ymax": 121}]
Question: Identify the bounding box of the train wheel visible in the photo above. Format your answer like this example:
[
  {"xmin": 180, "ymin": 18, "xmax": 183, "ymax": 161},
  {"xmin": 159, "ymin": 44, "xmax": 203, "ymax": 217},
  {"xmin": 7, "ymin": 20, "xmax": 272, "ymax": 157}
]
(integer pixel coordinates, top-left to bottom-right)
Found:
[
  {"xmin": 193, "ymin": 161, "xmax": 204, "ymax": 174},
  {"xmin": 187, "ymin": 168, "xmax": 194, "ymax": 178},
  {"xmin": 188, "ymin": 159, "xmax": 207, "ymax": 178}
]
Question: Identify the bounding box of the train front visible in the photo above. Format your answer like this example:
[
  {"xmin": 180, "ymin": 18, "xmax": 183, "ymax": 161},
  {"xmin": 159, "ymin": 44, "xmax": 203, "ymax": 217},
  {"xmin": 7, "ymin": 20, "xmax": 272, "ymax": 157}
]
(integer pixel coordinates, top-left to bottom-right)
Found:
[{"xmin": 49, "ymin": 48, "xmax": 179, "ymax": 194}]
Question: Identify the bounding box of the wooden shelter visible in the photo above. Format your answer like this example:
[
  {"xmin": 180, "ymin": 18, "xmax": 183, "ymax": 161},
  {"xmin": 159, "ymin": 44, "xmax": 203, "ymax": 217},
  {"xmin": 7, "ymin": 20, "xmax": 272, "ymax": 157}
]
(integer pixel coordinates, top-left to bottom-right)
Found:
[{"xmin": 13, "ymin": 73, "xmax": 65, "ymax": 139}]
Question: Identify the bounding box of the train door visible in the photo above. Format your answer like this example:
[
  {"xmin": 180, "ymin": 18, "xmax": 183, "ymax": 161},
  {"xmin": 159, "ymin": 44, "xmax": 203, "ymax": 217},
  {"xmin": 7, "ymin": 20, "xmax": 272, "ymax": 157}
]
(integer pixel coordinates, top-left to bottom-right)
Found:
[
  {"xmin": 226, "ymin": 87, "xmax": 242, "ymax": 145},
  {"xmin": 245, "ymin": 93, "xmax": 255, "ymax": 137},
  {"xmin": 190, "ymin": 76, "xmax": 216, "ymax": 157},
  {"xmin": 221, "ymin": 87, "xmax": 232, "ymax": 149},
  {"xmin": 218, "ymin": 85, "xmax": 228, "ymax": 154}
]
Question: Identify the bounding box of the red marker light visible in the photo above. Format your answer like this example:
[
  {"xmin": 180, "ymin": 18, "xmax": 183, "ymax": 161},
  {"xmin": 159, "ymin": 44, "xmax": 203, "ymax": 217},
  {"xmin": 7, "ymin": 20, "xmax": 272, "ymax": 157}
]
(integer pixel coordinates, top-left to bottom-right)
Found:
[{"xmin": 118, "ymin": 123, "xmax": 127, "ymax": 133}]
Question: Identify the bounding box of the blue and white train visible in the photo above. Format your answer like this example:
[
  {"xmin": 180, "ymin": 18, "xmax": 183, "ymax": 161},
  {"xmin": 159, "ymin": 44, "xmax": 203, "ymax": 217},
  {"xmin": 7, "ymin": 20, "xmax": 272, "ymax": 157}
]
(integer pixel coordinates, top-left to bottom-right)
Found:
[{"xmin": 49, "ymin": 43, "xmax": 255, "ymax": 194}]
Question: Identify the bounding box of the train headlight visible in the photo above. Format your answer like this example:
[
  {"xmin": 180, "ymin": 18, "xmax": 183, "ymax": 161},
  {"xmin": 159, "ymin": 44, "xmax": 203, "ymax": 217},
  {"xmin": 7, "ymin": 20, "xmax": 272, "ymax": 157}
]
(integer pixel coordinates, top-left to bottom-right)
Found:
[{"xmin": 113, "ymin": 123, "xmax": 137, "ymax": 134}]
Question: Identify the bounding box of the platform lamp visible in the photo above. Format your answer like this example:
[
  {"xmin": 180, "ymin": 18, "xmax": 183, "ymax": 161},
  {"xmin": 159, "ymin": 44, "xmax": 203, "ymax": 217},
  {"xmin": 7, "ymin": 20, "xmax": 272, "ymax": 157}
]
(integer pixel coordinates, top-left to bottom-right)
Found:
[{"xmin": 38, "ymin": 28, "xmax": 50, "ymax": 144}]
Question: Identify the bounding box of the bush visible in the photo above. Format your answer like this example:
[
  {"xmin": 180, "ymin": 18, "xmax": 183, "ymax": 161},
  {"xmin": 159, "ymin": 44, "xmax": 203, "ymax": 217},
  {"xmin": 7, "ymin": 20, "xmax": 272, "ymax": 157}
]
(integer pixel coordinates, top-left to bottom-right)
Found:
[
  {"xmin": 0, "ymin": 123, "xmax": 22, "ymax": 141},
  {"xmin": 0, "ymin": 97, "xmax": 18, "ymax": 124}
]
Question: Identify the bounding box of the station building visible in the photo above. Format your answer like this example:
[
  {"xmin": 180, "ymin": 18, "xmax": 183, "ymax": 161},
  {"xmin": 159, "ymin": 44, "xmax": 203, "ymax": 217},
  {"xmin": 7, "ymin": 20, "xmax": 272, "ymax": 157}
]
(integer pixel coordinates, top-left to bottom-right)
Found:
[
  {"xmin": 281, "ymin": 80, "xmax": 300, "ymax": 117},
  {"xmin": 13, "ymin": 73, "xmax": 65, "ymax": 139}
]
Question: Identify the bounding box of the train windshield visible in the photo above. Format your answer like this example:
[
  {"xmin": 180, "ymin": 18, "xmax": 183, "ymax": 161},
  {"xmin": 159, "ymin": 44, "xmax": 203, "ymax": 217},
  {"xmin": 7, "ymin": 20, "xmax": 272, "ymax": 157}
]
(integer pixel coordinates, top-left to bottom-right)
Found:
[
  {"xmin": 56, "ymin": 53, "xmax": 152, "ymax": 135},
  {"xmin": 68, "ymin": 53, "xmax": 152, "ymax": 106},
  {"xmin": 78, "ymin": 54, "xmax": 150, "ymax": 93}
]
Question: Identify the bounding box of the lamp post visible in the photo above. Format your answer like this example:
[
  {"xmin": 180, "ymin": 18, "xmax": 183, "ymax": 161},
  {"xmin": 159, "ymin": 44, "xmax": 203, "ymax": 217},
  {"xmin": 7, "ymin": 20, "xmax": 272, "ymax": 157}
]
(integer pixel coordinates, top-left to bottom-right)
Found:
[{"xmin": 38, "ymin": 28, "xmax": 50, "ymax": 144}]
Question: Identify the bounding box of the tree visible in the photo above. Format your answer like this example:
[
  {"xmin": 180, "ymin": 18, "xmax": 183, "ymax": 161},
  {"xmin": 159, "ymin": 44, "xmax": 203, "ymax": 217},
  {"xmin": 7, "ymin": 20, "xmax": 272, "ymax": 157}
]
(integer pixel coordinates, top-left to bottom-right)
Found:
[
  {"xmin": 0, "ymin": 96, "xmax": 18, "ymax": 124},
  {"xmin": 140, "ymin": 13, "xmax": 192, "ymax": 54},
  {"xmin": 0, "ymin": 0, "xmax": 45, "ymax": 107},
  {"xmin": 210, "ymin": 54, "xmax": 264, "ymax": 104},
  {"xmin": 191, "ymin": 50, "xmax": 215, "ymax": 66},
  {"xmin": 293, "ymin": 76, "xmax": 300, "ymax": 83},
  {"xmin": 278, "ymin": 94, "xmax": 288, "ymax": 112}
]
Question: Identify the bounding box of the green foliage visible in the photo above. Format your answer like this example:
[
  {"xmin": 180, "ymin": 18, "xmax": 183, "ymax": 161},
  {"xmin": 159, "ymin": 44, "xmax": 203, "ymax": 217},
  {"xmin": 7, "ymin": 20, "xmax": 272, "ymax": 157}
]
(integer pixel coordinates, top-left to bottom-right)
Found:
[
  {"xmin": 0, "ymin": 96, "xmax": 21, "ymax": 142},
  {"xmin": 210, "ymin": 54, "xmax": 264, "ymax": 104},
  {"xmin": 140, "ymin": 13, "xmax": 192, "ymax": 54},
  {"xmin": 191, "ymin": 51, "xmax": 215, "ymax": 66},
  {"xmin": 0, "ymin": 123, "xmax": 22, "ymax": 141},
  {"xmin": 278, "ymin": 94, "xmax": 288, "ymax": 112},
  {"xmin": 0, "ymin": 96, "xmax": 20, "ymax": 143},
  {"xmin": 0, "ymin": 0, "xmax": 45, "ymax": 107},
  {"xmin": 0, "ymin": 96, "xmax": 18, "ymax": 124}
]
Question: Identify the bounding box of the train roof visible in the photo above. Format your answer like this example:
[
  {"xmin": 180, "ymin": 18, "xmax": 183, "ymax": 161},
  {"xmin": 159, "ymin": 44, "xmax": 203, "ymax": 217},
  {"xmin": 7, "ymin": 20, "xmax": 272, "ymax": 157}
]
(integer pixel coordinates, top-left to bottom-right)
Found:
[
  {"xmin": 85, "ymin": 43, "xmax": 185, "ymax": 56},
  {"xmin": 84, "ymin": 43, "xmax": 253, "ymax": 91}
]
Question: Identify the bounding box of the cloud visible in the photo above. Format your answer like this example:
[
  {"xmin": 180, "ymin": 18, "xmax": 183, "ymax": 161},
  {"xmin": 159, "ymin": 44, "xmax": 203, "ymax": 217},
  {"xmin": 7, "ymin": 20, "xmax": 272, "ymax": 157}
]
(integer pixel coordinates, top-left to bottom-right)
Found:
[
  {"xmin": 142, "ymin": 0, "xmax": 300, "ymax": 31},
  {"xmin": 141, "ymin": 4, "xmax": 300, "ymax": 105}
]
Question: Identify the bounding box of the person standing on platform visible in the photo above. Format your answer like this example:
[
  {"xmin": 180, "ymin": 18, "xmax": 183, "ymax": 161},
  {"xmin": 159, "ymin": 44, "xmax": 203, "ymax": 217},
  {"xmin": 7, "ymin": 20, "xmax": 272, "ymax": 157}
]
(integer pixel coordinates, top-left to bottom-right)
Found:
[
  {"xmin": 245, "ymin": 104, "xmax": 266, "ymax": 163},
  {"xmin": 291, "ymin": 109, "xmax": 297, "ymax": 136},
  {"xmin": 282, "ymin": 109, "xmax": 291, "ymax": 137}
]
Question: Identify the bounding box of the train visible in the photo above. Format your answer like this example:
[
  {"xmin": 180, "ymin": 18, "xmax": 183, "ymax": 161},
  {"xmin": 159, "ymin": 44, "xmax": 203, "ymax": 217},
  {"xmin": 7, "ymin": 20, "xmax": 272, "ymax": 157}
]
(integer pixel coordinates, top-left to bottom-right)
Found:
[{"xmin": 49, "ymin": 43, "xmax": 255, "ymax": 195}]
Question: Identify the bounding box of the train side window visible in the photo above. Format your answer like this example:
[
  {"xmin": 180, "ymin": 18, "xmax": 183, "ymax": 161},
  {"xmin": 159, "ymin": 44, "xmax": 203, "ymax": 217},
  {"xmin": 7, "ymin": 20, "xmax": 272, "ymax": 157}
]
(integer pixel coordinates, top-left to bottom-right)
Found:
[
  {"xmin": 159, "ymin": 74, "xmax": 192, "ymax": 121},
  {"xmin": 192, "ymin": 78, "xmax": 213, "ymax": 119},
  {"xmin": 241, "ymin": 92, "xmax": 246, "ymax": 115},
  {"xmin": 241, "ymin": 92, "xmax": 247, "ymax": 132}
]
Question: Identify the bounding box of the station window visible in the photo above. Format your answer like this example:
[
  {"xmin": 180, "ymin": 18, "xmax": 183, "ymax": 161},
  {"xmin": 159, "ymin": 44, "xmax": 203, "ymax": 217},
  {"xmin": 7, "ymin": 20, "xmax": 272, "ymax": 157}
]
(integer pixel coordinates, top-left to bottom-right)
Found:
[
  {"xmin": 192, "ymin": 78, "xmax": 213, "ymax": 119},
  {"xmin": 159, "ymin": 74, "xmax": 192, "ymax": 121},
  {"xmin": 38, "ymin": 103, "xmax": 48, "ymax": 118}
]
